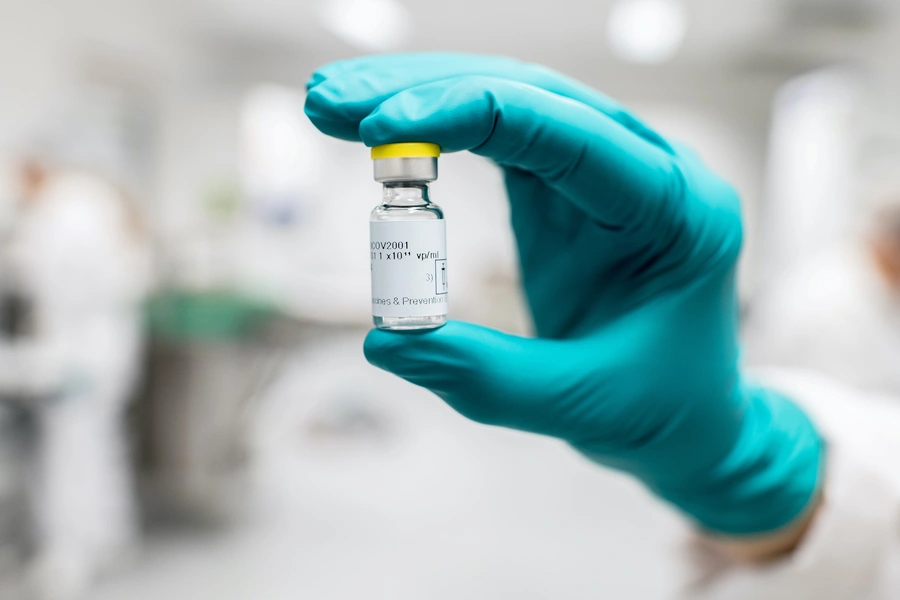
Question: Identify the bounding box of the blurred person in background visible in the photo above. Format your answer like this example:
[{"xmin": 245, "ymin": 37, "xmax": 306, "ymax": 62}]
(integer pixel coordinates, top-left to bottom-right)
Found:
[
  {"xmin": 747, "ymin": 190, "xmax": 900, "ymax": 397},
  {"xmin": 0, "ymin": 150, "xmax": 151, "ymax": 599},
  {"xmin": 305, "ymin": 53, "xmax": 900, "ymax": 599}
]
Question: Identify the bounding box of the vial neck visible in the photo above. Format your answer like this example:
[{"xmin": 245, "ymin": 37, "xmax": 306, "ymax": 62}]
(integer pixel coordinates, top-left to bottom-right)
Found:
[{"xmin": 383, "ymin": 182, "xmax": 430, "ymax": 206}]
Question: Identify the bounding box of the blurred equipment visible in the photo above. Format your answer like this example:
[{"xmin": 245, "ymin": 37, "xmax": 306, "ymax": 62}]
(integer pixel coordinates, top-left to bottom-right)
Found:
[
  {"xmin": 0, "ymin": 157, "xmax": 151, "ymax": 600},
  {"xmin": 745, "ymin": 68, "xmax": 900, "ymax": 397},
  {"xmin": 0, "ymin": 403, "xmax": 31, "ymax": 586},
  {"xmin": 239, "ymin": 85, "xmax": 321, "ymax": 228},
  {"xmin": 758, "ymin": 68, "xmax": 866, "ymax": 279},
  {"xmin": 138, "ymin": 293, "xmax": 287, "ymax": 526},
  {"xmin": 747, "ymin": 191, "xmax": 900, "ymax": 396}
]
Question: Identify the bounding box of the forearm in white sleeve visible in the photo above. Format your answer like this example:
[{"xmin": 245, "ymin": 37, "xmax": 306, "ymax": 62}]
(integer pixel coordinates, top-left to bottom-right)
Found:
[{"xmin": 683, "ymin": 369, "xmax": 900, "ymax": 600}]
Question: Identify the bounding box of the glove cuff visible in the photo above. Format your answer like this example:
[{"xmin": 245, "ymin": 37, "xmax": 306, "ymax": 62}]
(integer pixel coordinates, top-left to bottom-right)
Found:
[{"xmin": 664, "ymin": 383, "xmax": 825, "ymax": 536}]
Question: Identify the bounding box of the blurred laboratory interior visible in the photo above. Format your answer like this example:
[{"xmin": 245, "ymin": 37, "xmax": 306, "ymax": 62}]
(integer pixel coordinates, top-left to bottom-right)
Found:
[{"xmin": 1, "ymin": 0, "xmax": 900, "ymax": 598}]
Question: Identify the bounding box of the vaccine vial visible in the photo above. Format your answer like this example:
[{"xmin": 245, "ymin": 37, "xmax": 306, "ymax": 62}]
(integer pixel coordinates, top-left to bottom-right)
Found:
[{"xmin": 370, "ymin": 143, "xmax": 448, "ymax": 330}]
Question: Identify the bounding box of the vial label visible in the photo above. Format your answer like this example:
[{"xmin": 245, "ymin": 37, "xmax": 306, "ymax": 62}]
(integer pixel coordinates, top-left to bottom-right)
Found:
[{"xmin": 370, "ymin": 220, "xmax": 448, "ymax": 318}]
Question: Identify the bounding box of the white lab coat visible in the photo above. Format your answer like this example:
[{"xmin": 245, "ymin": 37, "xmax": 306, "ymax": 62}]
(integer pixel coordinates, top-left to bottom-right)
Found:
[
  {"xmin": 4, "ymin": 170, "xmax": 150, "ymax": 595},
  {"xmin": 689, "ymin": 368, "xmax": 900, "ymax": 599}
]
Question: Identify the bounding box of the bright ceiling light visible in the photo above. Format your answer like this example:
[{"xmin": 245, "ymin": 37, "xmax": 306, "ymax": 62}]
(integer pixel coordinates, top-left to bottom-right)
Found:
[
  {"xmin": 606, "ymin": 0, "xmax": 687, "ymax": 65},
  {"xmin": 318, "ymin": 0, "xmax": 413, "ymax": 52}
]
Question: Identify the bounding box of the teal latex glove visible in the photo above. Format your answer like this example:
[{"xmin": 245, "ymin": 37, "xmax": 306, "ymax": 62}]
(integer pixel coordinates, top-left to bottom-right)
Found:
[{"xmin": 305, "ymin": 54, "xmax": 823, "ymax": 535}]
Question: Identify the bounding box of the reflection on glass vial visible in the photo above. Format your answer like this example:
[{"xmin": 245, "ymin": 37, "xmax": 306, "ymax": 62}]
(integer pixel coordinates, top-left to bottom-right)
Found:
[{"xmin": 369, "ymin": 143, "xmax": 447, "ymax": 331}]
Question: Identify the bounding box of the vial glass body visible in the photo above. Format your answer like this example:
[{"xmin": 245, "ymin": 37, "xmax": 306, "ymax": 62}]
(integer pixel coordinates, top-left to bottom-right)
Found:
[{"xmin": 370, "ymin": 183, "xmax": 447, "ymax": 330}]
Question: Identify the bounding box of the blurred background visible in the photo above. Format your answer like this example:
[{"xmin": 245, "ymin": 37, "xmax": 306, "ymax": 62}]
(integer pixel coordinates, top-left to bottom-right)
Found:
[{"xmin": 1, "ymin": 0, "xmax": 900, "ymax": 598}]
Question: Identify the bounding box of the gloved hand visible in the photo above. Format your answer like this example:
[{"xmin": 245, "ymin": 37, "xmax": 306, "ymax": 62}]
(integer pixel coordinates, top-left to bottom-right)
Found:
[{"xmin": 305, "ymin": 54, "xmax": 823, "ymax": 536}]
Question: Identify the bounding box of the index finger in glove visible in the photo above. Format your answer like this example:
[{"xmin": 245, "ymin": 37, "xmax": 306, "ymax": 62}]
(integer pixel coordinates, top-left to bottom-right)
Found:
[
  {"xmin": 305, "ymin": 53, "xmax": 670, "ymax": 152},
  {"xmin": 357, "ymin": 75, "xmax": 682, "ymax": 232}
]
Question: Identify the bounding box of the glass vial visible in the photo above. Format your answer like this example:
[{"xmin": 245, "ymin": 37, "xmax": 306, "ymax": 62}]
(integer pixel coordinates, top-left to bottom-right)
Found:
[{"xmin": 369, "ymin": 143, "xmax": 447, "ymax": 330}]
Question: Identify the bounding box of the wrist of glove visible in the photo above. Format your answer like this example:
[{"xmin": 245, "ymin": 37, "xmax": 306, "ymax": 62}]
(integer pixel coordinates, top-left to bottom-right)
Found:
[{"xmin": 577, "ymin": 382, "xmax": 824, "ymax": 536}]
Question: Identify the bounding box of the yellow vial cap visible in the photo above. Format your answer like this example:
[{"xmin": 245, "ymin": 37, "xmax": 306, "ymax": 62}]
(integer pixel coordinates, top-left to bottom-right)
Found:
[{"xmin": 371, "ymin": 143, "xmax": 441, "ymax": 160}]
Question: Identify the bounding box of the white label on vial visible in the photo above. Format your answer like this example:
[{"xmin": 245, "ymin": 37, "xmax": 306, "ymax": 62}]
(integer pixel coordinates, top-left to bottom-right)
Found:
[{"xmin": 370, "ymin": 220, "xmax": 448, "ymax": 318}]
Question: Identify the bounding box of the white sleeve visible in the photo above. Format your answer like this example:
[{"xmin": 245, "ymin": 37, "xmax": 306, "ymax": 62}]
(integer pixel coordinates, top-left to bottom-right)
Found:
[{"xmin": 684, "ymin": 369, "xmax": 900, "ymax": 600}]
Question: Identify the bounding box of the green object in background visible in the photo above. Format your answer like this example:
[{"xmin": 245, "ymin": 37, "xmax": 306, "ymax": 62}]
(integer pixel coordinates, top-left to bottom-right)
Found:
[{"xmin": 146, "ymin": 292, "xmax": 275, "ymax": 341}]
